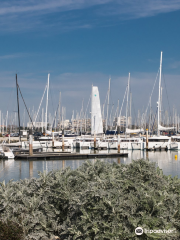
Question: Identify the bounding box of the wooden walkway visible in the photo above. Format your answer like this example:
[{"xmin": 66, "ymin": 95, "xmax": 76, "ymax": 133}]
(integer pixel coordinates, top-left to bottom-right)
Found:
[{"xmin": 15, "ymin": 152, "xmax": 128, "ymax": 160}]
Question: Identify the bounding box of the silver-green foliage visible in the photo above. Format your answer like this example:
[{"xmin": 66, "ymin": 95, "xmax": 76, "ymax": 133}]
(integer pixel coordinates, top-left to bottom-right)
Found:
[{"xmin": 0, "ymin": 159, "xmax": 180, "ymax": 239}]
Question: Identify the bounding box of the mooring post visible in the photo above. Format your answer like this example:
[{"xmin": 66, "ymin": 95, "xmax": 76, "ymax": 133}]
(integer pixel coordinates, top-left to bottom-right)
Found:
[
  {"xmin": 9, "ymin": 129, "xmax": 10, "ymax": 144},
  {"xmin": 29, "ymin": 128, "xmax": 33, "ymax": 156},
  {"xmin": 94, "ymin": 131, "xmax": 96, "ymax": 151},
  {"xmin": 146, "ymin": 128, "xmax": 148, "ymax": 150},
  {"xmin": 118, "ymin": 126, "xmax": 120, "ymax": 153},
  {"xmin": 52, "ymin": 131, "xmax": 54, "ymax": 147},
  {"xmin": 62, "ymin": 129, "xmax": 64, "ymax": 151},
  {"xmin": 29, "ymin": 161, "xmax": 33, "ymax": 178},
  {"xmin": 62, "ymin": 160, "xmax": 65, "ymax": 169}
]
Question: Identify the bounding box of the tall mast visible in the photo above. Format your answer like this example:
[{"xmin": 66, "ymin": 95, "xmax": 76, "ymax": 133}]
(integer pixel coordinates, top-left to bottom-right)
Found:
[
  {"xmin": 6, "ymin": 111, "xmax": 8, "ymax": 133},
  {"xmin": 0, "ymin": 110, "xmax": 1, "ymax": 133},
  {"xmin": 116, "ymin": 99, "xmax": 119, "ymax": 129},
  {"xmin": 23, "ymin": 108, "xmax": 25, "ymax": 130},
  {"xmin": 59, "ymin": 92, "xmax": 61, "ymax": 132},
  {"xmin": 157, "ymin": 51, "xmax": 163, "ymax": 137},
  {"xmin": 42, "ymin": 108, "xmax": 44, "ymax": 133},
  {"xmin": 149, "ymin": 96, "xmax": 151, "ymax": 133},
  {"xmin": 62, "ymin": 107, "xmax": 64, "ymax": 130},
  {"xmin": 72, "ymin": 110, "xmax": 74, "ymax": 132},
  {"xmin": 106, "ymin": 77, "xmax": 111, "ymax": 132},
  {"xmin": 126, "ymin": 73, "xmax": 130, "ymax": 137},
  {"xmin": 80, "ymin": 99, "xmax": 84, "ymax": 134},
  {"xmin": 16, "ymin": 74, "xmax": 21, "ymax": 142},
  {"xmin": 130, "ymin": 92, "xmax": 132, "ymax": 129},
  {"xmin": 160, "ymin": 86, "xmax": 163, "ymax": 125},
  {"xmin": 45, "ymin": 73, "xmax": 50, "ymax": 135}
]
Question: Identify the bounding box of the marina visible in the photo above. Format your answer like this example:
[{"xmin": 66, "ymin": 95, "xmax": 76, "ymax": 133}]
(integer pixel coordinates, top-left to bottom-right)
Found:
[
  {"xmin": 0, "ymin": 52, "xmax": 180, "ymax": 162},
  {"xmin": 1, "ymin": 3, "xmax": 180, "ymax": 239}
]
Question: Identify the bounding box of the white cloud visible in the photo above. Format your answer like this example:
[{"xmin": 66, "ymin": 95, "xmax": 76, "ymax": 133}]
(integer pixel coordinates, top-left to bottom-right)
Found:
[
  {"xmin": 0, "ymin": 53, "xmax": 32, "ymax": 60},
  {"xmin": 0, "ymin": 0, "xmax": 180, "ymax": 32},
  {"xmin": 97, "ymin": 0, "xmax": 180, "ymax": 19},
  {"xmin": 0, "ymin": 0, "xmax": 111, "ymax": 15}
]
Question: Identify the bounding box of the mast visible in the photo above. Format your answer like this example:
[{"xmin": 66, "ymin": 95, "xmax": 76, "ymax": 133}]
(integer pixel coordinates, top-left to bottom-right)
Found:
[
  {"xmin": 149, "ymin": 96, "xmax": 151, "ymax": 133},
  {"xmin": 55, "ymin": 111, "xmax": 56, "ymax": 132},
  {"xmin": 23, "ymin": 108, "xmax": 25, "ymax": 130},
  {"xmin": 126, "ymin": 73, "xmax": 130, "ymax": 137},
  {"xmin": 72, "ymin": 110, "xmax": 74, "ymax": 132},
  {"xmin": 62, "ymin": 107, "xmax": 64, "ymax": 131},
  {"xmin": 29, "ymin": 108, "xmax": 30, "ymax": 128},
  {"xmin": 157, "ymin": 51, "xmax": 163, "ymax": 137},
  {"xmin": 45, "ymin": 73, "xmax": 50, "ymax": 136},
  {"xmin": 160, "ymin": 87, "xmax": 163, "ymax": 125},
  {"xmin": 0, "ymin": 110, "xmax": 1, "ymax": 133},
  {"xmin": 59, "ymin": 92, "xmax": 61, "ymax": 132},
  {"xmin": 2, "ymin": 114, "xmax": 4, "ymax": 135},
  {"xmin": 116, "ymin": 99, "xmax": 119, "ymax": 130},
  {"xmin": 80, "ymin": 99, "xmax": 84, "ymax": 134},
  {"xmin": 176, "ymin": 110, "xmax": 177, "ymax": 135},
  {"xmin": 16, "ymin": 74, "xmax": 21, "ymax": 142},
  {"xmin": 106, "ymin": 77, "xmax": 111, "ymax": 132},
  {"xmin": 6, "ymin": 111, "xmax": 8, "ymax": 133},
  {"xmin": 130, "ymin": 92, "xmax": 132, "ymax": 129},
  {"xmin": 42, "ymin": 108, "xmax": 44, "ymax": 133}
]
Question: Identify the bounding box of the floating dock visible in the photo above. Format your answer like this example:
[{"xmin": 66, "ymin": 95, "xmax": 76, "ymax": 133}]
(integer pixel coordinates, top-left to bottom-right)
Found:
[{"xmin": 14, "ymin": 152, "xmax": 128, "ymax": 160}]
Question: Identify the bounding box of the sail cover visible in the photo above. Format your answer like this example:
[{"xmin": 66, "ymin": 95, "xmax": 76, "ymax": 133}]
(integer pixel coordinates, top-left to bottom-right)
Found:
[
  {"xmin": 91, "ymin": 86, "xmax": 103, "ymax": 135},
  {"xmin": 126, "ymin": 128, "xmax": 144, "ymax": 134},
  {"xmin": 158, "ymin": 124, "xmax": 175, "ymax": 131}
]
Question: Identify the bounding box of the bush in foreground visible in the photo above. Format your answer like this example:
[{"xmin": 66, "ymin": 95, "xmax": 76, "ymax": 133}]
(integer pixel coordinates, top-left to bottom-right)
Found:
[{"xmin": 0, "ymin": 159, "xmax": 180, "ymax": 239}]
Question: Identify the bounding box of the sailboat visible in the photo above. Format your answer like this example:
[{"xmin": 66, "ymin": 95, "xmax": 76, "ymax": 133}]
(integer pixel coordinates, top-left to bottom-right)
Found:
[
  {"xmin": 101, "ymin": 74, "xmax": 143, "ymax": 150},
  {"xmin": 118, "ymin": 73, "xmax": 144, "ymax": 150},
  {"xmin": 170, "ymin": 136, "xmax": 180, "ymax": 150},
  {"xmin": 22, "ymin": 74, "xmax": 53, "ymax": 149},
  {"xmin": 0, "ymin": 144, "xmax": 14, "ymax": 159},
  {"xmin": 125, "ymin": 73, "xmax": 144, "ymax": 136},
  {"xmin": 145, "ymin": 52, "xmax": 173, "ymax": 150},
  {"xmin": 74, "ymin": 85, "xmax": 107, "ymax": 149}
]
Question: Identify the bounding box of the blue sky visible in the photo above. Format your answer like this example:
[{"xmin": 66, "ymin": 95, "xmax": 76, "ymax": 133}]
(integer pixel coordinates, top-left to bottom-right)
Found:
[{"xmin": 0, "ymin": 0, "xmax": 180, "ymax": 125}]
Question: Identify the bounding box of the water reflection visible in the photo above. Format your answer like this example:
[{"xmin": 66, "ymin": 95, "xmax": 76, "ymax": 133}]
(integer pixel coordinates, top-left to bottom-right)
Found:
[{"xmin": 0, "ymin": 150, "xmax": 180, "ymax": 183}]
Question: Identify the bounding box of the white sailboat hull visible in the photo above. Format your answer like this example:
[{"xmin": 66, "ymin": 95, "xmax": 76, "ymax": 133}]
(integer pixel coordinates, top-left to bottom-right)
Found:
[
  {"xmin": 76, "ymin": 141, "xmax": 91, "ymax": 149},
  {"xmin": 108, "ymin": 142, "xmax": 117, "ymax": 149},
  {"xmin": 144, "ymin": 137, "xmax": 170, "ymax": 150},
  {"xmin": 170, "ymin": 142, "xmax": 179, "ymax": 150},
  {"xmin": 131, "ymin": 142, "xmax": 143, "ymax": 150},
  {"xmin": 97, "ymin": 141, "xmax": 108, "ymax": 149},
  {"xmin": 22, "ymin": 141, "xmax": 52, "ymax": 148}
]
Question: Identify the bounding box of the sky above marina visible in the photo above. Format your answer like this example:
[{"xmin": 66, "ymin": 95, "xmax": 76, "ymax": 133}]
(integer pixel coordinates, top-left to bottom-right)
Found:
[{"xmin": 0, "ymin": 0, "xmax": 180, "ymax": 124}]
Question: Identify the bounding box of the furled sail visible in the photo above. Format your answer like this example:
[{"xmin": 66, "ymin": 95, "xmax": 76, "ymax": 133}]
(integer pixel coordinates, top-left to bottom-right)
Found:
[
  {"xmin": 45, "ymin": 130, "xmax": 59, "ymax": 136},
  {"xmin": 126, "ymin": 128, "xmax": 144, "ymax": 134},
  {"xmin": 158, "ymin": 125, "xmax": 175, "ymax": 131},
  {"xmin": 91, "ymin": 86, "xmax": 103, "ymax": 135}
]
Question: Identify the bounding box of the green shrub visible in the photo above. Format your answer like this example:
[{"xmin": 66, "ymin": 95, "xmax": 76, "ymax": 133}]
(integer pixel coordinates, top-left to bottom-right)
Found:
[{"xmin": 0, "ymin": 159, "xmax": 180, "ymax": 239}]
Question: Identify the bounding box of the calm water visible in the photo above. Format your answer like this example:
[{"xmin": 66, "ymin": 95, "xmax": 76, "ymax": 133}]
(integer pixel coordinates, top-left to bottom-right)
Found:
[{"xmin": 0, "ymin": 149, "xmax": 180, "ymax": 183}]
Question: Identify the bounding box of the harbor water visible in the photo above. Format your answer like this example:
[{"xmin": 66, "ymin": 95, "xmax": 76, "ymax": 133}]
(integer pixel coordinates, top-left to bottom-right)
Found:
[{"xmin": 0, "ymin": 150, "xmax": 180, "ymax": 183}]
